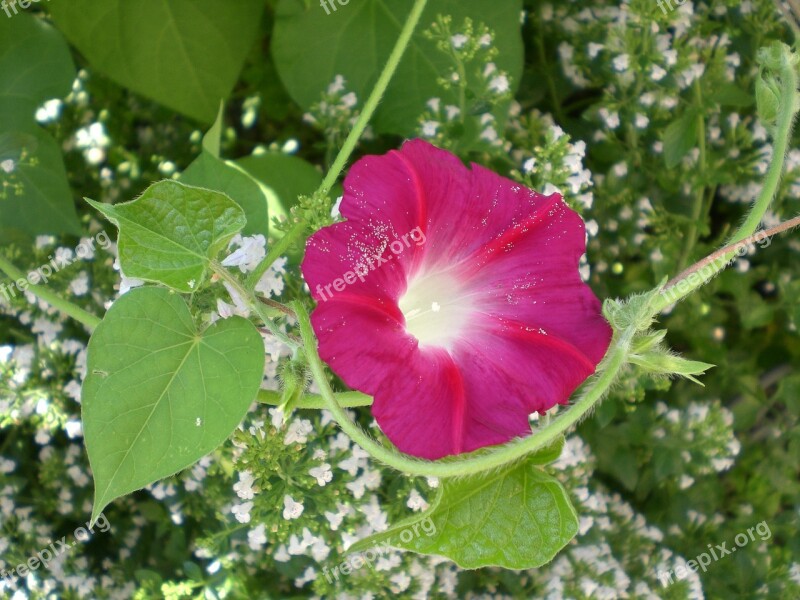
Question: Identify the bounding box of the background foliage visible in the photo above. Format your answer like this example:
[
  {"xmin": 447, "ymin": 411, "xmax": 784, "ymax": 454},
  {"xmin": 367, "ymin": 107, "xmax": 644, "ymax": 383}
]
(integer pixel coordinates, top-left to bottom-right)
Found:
[{"xmin": 0, "ymin": 0, "xmax": 798, "ymax": 598}]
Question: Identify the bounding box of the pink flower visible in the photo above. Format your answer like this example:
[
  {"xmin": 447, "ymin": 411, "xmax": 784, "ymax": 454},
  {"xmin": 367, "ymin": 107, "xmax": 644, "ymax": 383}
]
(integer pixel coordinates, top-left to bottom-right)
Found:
[{"xmin": 302, "ymin": 140, "xmax": 611, "ymax": 459}]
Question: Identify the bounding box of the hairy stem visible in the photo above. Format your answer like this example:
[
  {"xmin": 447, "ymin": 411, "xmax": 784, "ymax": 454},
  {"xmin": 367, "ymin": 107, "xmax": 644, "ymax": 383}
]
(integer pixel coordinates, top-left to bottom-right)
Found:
[
  {"xmin": 652, "ymin": 50, "xmax": 799, "ymax": 314},
  {"xmin": 295, "ymin": 300, "xmax": 634, "ymax": 478}
]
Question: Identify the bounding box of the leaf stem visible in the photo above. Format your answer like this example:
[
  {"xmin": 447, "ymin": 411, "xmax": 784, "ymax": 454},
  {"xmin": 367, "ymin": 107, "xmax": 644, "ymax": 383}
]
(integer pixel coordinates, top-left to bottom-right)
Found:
[
  {"xmin": 0, "ymin": 254, "xmax": 101, "ymax": 330},
  {"xmin": 257, "ymin": 389, "xmax": 373, "ymax": 410},
  {"xmin": 663, "ymin": 215, "xmax": 800, "ymax": 291}
]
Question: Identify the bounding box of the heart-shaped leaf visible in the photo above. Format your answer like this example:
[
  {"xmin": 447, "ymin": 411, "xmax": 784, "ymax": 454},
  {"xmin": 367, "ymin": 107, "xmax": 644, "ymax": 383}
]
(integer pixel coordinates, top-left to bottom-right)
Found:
[
  {"xmin": 48, "ymin": 0, "xmax": 265, "ymax": 123},
  {"xmin": 271, "ymin": 0, "xmax": 524, "ymax": 135},
  {"xmin": 348, "ymin": 455, "xmax": 578, "ymax": 569},
  {"xmin": 82, "ymin": 286, "xmax": 264, "ymax": 522},
  {"xmin": 87, "ymin": 180, "xmax": 245, "ymax": 292}
]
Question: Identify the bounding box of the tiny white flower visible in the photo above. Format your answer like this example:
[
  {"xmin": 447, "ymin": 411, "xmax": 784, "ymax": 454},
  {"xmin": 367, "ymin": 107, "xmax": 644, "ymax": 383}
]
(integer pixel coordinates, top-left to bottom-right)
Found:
[
  {"xmin": 488, "ymin": 75, "xmax": 510, "ymax": 94},
  {"xmin": 587, "ymin": 42, "xmax": 604, "ymax": 59},
  {"xmin": 247, "ymin": 523, "xmax": 267, "ymax": 550},
  {"xmin": 450, "ymin": 34, "xmax": 468, "ymax": 49},
  {"xmin": 421, "ymin": 120, "xmax": 438, "ymax": 137},
  {"xmin": 612, "ymin": 54, "xmax": 630, "ymax": 72},
  {"xmin": 651, "ymin": 65, "xmax": 667, "ymax": 81},
  {"xmin": 234, "ymin": 470, "xmax": 256, "ymax": 500},
  {"xmin": 283, "ymin": 495, "xmax": 304, "ymax": 520},
  {"xmin": 232, "ymin": 501, "xmax": 253, "ymax": 523},
  {"xmin": 309, "ymin": 463, "xmax": 333, "ymax": 486},
  {"xmin": 341, "ymin": 92, "xmax": 357, "ymax": 108}
]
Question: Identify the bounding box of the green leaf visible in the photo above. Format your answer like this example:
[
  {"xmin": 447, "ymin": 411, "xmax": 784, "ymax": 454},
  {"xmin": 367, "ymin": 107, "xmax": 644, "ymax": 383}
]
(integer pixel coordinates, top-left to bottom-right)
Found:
[
  {"xmin": 236, "ymin": 153, "xmax": 323, "ymax": 237},
  {"xmin": 82, "ymin": 286, "xmax": 265, "ymax": 523},
  {"xmin": 663, "ymin": 111, "xmax": 699, "ymax": 169},
  {"xmin": 348, "ymin": 457, "xmax": 578, "ymax": 569},
  {"xmin": 0, "ymin": 128, "xmax": 81, "ymax": 239},
  {"xmin": 180, "ymin": 107, "xmax": 269, "ymax": 236},
  {"xmin": 203, "ymin": 104, "xmax": 225, "ymax": 159},
  {"xmin": 628, "ymin": 349, "xmax": 715, "ymax": 385},
  {"xmin": 710, "ymin": 83, "xmax": 754, "ymax": 107},
  {"xmin": 271, "ymin": 0, "xmax": 524, "ymax": 134},
  {"xmin": 0, "ymin": 13, "xmax": 75, "ymax": 123},
  {"xmin": 48, "ymin": 0, "xmax": 265, "ymax": 123},
  {"xmin": 0, "ymin": 13, "xmax": 80, "ymax": 239},
  {"xmin": 87, "ymin": 181, "xmax": 246, "ymax": 292},
  {"xmin": 181, "ymin": 155, "xmax": 270, "ymax": 238}
]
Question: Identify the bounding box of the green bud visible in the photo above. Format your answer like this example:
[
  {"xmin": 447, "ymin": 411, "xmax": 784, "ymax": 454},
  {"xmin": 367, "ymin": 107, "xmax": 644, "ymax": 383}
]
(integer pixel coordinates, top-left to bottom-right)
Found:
[
  {"xmin": 278, "ymin": 357, "xmax": 311, "ymax": 419},
  {"xmin": 755, "ymin": 70, "xmax": 781, "ymax": 125}
]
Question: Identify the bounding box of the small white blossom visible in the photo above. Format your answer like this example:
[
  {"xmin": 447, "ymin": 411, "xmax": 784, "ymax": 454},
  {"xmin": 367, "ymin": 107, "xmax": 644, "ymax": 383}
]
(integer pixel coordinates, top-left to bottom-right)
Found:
[{"xmin": 283, "ymin": 495, "xmax": 304, "ymax": 520}]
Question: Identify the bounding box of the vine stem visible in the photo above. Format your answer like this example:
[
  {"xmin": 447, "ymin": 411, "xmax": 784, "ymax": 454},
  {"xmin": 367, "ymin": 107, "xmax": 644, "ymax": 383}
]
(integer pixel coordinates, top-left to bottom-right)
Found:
[
  {"xmin": 294, "ymin": 300, "xmax": 634, "ymax": 478},
  {"xmin": 246, "ymin": 0, "xmax": 429, "ymax": 292},
  {"xmin": 318, "ymin": 0, "xmax": 428, "ymax": 194},
  {"xmin": 245, "ymin": 220, "xmax": 306, "ymax": 291},
  {"xmin": 651, "ymin": 48, "xmax": 799, "ymax": 314},
  {"xmin": 0, "ymin": 254, "xmax": 101, "ymax": 330}
]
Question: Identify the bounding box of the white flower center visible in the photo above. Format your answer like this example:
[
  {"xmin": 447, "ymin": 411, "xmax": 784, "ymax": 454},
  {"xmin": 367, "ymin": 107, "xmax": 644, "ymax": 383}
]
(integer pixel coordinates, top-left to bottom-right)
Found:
[{"xmin": 399, "ymin": 271, "xmax": 474, "ymax": 350}]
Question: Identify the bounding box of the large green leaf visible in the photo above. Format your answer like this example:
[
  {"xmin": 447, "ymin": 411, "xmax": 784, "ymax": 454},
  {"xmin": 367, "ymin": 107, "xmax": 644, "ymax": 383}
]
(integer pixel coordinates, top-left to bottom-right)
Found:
[
  {"xmin": 0, "ymin": 13, "xmax": 75, "ymax": 123},
  {"xmin": 271, "ymin": 0, "xmax": 524, "ymax": 134},
  {"xmin": 87, "ymin": 181, "xmax": 245, "ymax": 293},
  {"xmin": 0, "ymin": 13, "xmax": 80, "ymax": 239},
  {"xmin": 0, "ymin": 128, "xmax": 81, "ymax": 239},
  {"xmin": 348, "ymin": 456, "xmax": 578, "ymax": 569},
  {"xmin": 48, "ymin": 0, "xmax": 265, "ymax": 123},
  {"xmin": 82, "ymin": 286, "xmax": 265, "ymax": 522}
]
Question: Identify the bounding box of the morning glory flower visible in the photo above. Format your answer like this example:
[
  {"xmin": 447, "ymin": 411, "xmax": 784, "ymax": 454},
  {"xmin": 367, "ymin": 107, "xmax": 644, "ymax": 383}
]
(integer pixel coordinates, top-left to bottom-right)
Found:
[{"xmin": 302, "ymin": 140, "xmax": 611, "ymax": 459}]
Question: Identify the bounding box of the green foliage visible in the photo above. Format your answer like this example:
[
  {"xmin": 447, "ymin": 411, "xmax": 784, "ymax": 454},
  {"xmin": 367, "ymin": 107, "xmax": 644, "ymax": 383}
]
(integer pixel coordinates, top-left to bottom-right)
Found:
[
  {"xmin": 0, "ymin": 13, "xmax": 80, "ymax": 238},
  {"xmin": 82, "ymin": 286, "xmax": 264, "ymax": 522},
  {"xmin": 271, "ymin": 0, "xmax": 524, "ymax": 134},
  {"xmin": 87, "ymin": 181, "xmax": 246, "ymax": 293},
  {"xmin": 350, "ymin": 456, "xmax": 578, "ymax": 570},
  {"xmin": 0, "ymin": 0, "xmax": 799, "ymax": 598},
  {"xmin": 48, "ymin": 0, "xmax": 266, "ymax": 122},
  {"xmin": 180, "ymin": 107, "xmax": 271, "ymax": 236}
]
